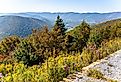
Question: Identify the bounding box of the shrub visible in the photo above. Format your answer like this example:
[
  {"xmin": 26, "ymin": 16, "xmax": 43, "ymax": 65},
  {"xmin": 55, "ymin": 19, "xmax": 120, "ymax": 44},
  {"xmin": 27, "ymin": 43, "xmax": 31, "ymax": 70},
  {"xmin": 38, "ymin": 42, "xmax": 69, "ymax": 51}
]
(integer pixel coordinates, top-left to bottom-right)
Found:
[
  {"xmin": 89, "ymin": 23, "xmax": 121, "ymax": 47},
  {"xmin": 81, "ymin": 38, "xmax": 121, "ymax": 67},
  {"xmin": 1, "ymin": 37, "xmax": 121, "ymax": 82},
  {"xmin": 0, "ymin": 36, "xmax": 20, "ymax": 55},
  {"xmin": 0, "ymin": 54, "xmax": 82, "ymax": 82},
  {"xmin": 14, "ymin": 39, "xmax": 42, "ymax": 66}
]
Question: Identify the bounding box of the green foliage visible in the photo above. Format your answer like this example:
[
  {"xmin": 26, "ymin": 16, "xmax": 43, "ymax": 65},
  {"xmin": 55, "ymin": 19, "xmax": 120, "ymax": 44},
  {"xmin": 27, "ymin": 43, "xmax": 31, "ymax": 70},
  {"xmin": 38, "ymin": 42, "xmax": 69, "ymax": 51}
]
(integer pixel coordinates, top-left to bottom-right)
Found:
[
  {"xmin": 63, "ymin": 35, "xmax": 75, "ymax": 54},
  {"xmin": 68, "ymin": 20, "xmax": 90, "ymax": 53},
  {"xmin": 89, "ymin": 20, "xmax": 121, "ymax": 47},
  {"xmin": 28, "ymin": 16, "xmax": 73, "ymax": 58},
  {"xmin": 14, "ymin": 39, "xmax": 42, "ymax": 66},
  {"xmin": 51, "ymin": 15, "xmax": 67, "ymax": 55},
  {"xmin": 52, "ymin": 15, "xmax": 67, "ymax": 35},
  {"xmin": 1, "ymin": 37, "xmax": 121, "ymax": 82},
  {"xmin": 99, "ymin": 38, "xmax": 121, "ymax": 57}
]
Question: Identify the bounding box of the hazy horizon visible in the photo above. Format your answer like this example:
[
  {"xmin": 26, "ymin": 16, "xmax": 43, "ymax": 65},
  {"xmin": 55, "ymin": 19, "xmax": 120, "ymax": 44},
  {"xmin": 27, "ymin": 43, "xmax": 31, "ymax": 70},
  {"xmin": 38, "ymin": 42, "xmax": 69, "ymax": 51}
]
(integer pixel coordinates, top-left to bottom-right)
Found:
[{"xmin": 0, "ymin": 0, "xmax": 121, "ymax": 13}]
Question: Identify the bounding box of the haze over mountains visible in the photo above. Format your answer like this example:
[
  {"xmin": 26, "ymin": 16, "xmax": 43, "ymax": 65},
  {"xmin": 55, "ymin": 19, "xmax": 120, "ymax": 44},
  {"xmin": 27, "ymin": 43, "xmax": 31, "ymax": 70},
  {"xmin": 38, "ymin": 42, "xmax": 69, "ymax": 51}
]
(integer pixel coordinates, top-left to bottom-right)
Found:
[
  {"xmin": 0, "ymin": 12, "xmax": 121, "ymax": 39},
  {"xmin": 0, "ymin": 16, "xmax": 50, "ymax": 39},
  {"xmin": 1, "ymin": 12, "xmax": 121, "ymax": 25}
]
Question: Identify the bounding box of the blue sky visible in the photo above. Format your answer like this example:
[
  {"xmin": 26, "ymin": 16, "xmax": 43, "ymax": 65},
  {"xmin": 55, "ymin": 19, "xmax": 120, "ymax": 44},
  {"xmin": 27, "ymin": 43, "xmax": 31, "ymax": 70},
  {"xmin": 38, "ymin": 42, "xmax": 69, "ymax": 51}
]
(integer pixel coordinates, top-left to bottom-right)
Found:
[{"xmin": 0, "ymin": 0, "xmax": 121, "ymax": 13}]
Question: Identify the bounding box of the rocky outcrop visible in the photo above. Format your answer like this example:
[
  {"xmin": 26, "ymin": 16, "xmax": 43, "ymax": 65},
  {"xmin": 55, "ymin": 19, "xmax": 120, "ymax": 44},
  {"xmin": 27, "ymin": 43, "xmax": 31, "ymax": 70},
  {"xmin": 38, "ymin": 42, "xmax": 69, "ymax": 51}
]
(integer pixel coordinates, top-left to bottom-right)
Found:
[{"xmin": 62, "ymin": 50, "xmax": 121, "ymax": 82}]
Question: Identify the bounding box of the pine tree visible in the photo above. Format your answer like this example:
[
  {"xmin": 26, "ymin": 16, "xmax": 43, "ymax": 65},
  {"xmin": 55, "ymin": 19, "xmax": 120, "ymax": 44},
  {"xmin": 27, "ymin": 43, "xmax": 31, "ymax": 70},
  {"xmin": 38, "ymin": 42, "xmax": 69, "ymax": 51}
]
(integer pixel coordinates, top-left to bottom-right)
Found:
[
  {"xmin": 52, "ymin": 15, "xmax": 67, "ymax": 35},
  {"xmin": 51, "ymin": 15, "xmax": 67, "ymax": 56}
]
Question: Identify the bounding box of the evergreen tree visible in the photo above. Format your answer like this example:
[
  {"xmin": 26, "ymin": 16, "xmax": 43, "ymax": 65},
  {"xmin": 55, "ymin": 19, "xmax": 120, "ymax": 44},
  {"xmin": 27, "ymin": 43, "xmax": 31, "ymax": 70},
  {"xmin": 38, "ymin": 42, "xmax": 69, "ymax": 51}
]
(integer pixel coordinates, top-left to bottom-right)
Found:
[
  {"xmin": 50, "ymin": 16, "xmax": 67, "ymax": 55},
  {"xmin": 52, "ymin": 15, "xmax": 67, "ymax": 35},
  {"xmin": 69, "ymin": 20, "xmax": 90, "ymax": 53}
]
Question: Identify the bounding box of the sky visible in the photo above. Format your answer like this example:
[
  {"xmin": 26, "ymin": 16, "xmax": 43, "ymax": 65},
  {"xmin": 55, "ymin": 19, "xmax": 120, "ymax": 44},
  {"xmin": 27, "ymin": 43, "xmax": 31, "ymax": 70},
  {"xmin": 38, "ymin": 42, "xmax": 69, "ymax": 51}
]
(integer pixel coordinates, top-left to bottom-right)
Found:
[{"xmin": 0, "ymin": 0, "xmax": 121, "ymax": 13}]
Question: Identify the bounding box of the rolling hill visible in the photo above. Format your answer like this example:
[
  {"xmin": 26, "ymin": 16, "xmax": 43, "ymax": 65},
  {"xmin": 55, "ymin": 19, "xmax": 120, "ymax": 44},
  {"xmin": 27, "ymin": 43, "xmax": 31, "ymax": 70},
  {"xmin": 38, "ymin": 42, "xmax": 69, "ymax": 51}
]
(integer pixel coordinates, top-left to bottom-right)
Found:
[
  {"xmin": 94, "ymin": 18, "xmax": 121, "ymax": 28},
  {"xmin": 0, "ymin": 16, "xmax": 50, "ymax": 39}
]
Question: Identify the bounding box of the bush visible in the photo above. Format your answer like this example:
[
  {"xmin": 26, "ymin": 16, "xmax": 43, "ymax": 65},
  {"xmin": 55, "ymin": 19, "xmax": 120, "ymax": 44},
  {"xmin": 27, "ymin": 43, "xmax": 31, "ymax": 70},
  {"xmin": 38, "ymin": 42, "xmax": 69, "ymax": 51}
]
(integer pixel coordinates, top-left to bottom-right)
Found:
[
  {"xmin": 14, "ymin": 40, "xmax": 42, "ymax": 66},
  {"xmin": 89, "ymin": 23, "xmax": 121, "ymax": 47},
  {"xmin": 0, "ymin": 36, "xmax": 20, "ymax": 55},
  {"xmin": 0, "ymin": 54, "xmax": 82, "ymax": 82},
  {"xmin": 1, "ymin": 38, "xmax": 121, "ymax": 82},
  {"xmin": 81, "ymin": 38, "xmax": 121, "ymax": 67}
]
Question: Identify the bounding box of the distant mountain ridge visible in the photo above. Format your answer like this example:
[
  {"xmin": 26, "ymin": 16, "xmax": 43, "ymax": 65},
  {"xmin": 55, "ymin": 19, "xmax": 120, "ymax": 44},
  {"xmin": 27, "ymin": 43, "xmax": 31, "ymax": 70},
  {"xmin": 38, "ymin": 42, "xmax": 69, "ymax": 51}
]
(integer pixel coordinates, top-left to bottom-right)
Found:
[
  {"xmin": 0, "ymin": 15, "xmax": 50, "ymax": 39},
  {"xmin": 0, "ymin": 12, "xmax": 121, "ymax": 39},
  {"xmin": 1, "ymin": 12, "xmax": 121, "ymax": 28}
]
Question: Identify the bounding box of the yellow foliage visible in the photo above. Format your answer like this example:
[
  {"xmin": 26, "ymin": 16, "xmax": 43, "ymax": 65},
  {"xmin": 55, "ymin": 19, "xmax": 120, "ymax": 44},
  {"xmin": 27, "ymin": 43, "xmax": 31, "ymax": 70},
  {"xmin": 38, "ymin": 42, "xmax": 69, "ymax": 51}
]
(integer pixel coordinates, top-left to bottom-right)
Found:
[{"xmin": 0, "ymin": 54, "xmax": 82, "ymax": 82}]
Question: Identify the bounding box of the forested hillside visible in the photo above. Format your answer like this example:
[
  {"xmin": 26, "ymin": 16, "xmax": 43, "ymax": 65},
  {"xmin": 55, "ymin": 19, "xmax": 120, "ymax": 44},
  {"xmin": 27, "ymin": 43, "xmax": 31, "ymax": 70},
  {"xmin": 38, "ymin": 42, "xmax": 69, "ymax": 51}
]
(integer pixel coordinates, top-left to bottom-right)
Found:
[
  {"xmin": 0, "ymin": 16, "xmax": 121, "ymax": 82},
  {"xmin": 0, "ymin": 16, "xmax": 51, "ymax": 39}
]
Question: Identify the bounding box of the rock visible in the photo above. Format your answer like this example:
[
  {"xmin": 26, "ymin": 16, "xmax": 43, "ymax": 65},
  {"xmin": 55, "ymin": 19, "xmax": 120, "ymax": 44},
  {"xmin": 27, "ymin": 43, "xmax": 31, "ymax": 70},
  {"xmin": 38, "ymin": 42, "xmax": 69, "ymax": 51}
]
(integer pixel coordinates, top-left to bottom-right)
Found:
[{"xmin": 63, "ymin": 50, "xmax": 121, "ymax": 82}]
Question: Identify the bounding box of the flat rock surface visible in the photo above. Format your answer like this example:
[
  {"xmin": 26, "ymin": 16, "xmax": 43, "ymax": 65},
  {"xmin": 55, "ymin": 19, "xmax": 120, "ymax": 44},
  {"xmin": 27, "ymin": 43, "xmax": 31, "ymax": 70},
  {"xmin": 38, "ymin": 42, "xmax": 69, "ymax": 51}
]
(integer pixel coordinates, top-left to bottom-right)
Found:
[{"xmin": 63, "ymin": 50, "xmax": 121, "ymax": 82}]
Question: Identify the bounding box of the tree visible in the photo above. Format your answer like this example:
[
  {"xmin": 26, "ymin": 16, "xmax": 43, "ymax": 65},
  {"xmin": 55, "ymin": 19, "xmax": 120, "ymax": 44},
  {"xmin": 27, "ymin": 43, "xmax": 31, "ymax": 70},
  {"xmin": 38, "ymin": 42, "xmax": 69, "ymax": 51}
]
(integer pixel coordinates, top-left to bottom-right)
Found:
[
  {"xmin": 30, "ymin": 26, "xmax": 54, "ymax": 58},
  {"xmin": 69, "ymin": 20, "xmax": 90, "ymax": 53},
  {"xmin": 28, "ymin": 16, "xmax": 70, "ymax": 58},
  {"xmin": 52, "ymin": 15, "xmax": 67, "ymax": 35},
  {"xmin": 51, "ymin": 15, "xmax": 67, "ymax": 56}
]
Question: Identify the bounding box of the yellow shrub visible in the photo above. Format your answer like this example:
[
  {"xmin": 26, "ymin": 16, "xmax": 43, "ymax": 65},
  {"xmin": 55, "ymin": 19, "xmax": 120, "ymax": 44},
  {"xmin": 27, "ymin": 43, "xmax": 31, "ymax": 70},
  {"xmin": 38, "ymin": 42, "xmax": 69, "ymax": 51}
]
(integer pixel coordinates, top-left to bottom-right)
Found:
[{"xmin": 0, "ymin": 54, "xmax": 82, "ymax": 82}]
